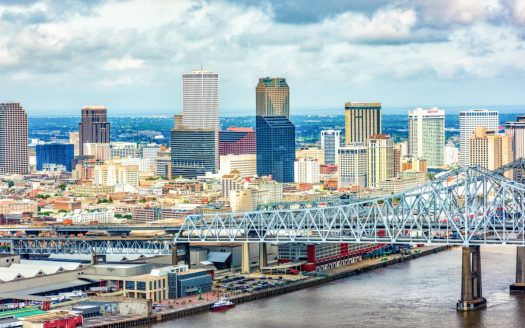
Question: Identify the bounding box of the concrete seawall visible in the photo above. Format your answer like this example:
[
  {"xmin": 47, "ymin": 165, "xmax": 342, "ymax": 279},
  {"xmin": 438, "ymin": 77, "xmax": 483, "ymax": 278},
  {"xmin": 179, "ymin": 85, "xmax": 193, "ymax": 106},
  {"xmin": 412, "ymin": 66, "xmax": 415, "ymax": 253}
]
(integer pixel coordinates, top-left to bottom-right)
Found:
[{"xmin": 87, "ymin": 246, "xmax": 450, "ymax": 328}]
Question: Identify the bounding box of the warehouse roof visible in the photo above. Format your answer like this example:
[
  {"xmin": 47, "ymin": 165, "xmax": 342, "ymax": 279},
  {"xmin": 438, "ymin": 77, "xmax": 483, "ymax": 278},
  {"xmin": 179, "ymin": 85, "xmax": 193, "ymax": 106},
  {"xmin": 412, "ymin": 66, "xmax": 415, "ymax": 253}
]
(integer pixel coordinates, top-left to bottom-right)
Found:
[{"xmin": 207, "ymin": 252, "xmax": 231, "ymax": 263}]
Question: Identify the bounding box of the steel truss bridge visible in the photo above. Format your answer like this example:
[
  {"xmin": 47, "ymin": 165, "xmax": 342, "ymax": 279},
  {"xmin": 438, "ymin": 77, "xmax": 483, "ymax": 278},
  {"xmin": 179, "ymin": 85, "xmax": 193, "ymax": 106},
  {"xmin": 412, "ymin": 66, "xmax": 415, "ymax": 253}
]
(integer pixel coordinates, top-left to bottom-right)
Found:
[
  {"xmin": 175, "ymin": 159, "xmax": 525, "ymax": 246},
  {"xmin": 1, "ymin": 159, "xmax": 525, "ymax": 256},
  {"xmin": 3, "ymin": 238, "xmax": 175, "ymax": 255}
]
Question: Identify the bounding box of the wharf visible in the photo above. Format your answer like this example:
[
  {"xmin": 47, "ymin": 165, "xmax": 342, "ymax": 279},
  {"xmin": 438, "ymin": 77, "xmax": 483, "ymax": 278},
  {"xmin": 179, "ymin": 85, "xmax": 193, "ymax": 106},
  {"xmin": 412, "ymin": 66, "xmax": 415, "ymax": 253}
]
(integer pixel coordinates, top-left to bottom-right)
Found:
[{"xmin": 84, "ymin": 245, "xmax": 450, "ymax": 328}]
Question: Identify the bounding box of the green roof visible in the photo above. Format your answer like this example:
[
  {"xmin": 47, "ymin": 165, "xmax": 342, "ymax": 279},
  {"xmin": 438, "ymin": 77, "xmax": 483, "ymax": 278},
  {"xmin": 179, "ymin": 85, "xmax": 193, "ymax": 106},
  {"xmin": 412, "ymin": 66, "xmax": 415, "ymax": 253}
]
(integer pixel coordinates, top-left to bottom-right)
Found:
[{"xmin": 0, "ymin": 307, "xmax": 46, "ymax": 319}]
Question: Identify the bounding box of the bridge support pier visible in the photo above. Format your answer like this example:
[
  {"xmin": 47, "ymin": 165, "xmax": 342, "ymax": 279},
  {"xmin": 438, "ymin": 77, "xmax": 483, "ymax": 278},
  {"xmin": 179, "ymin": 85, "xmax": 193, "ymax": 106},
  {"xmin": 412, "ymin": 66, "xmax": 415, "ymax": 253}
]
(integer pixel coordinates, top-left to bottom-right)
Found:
[
  {"xmin": 457, "ymin": 246, "xmax": 486, "ymax": 311},
  {"xmin": 172, "ymin": 243, "xmax": 191, "ymax": 268},
  {"xmin": 510, "ymin": 247, "xmax": 525, "ymax": 294},
  {"xmin": 259, "ymin": 243, "xmax": 268, "ymax": 270},
  {"xmin": 241, "ymin": 242, "xmax": 250, "ymax": 274},
  {"xmin": 90, "ymin": 249, "xmax": 106, "ymax": 265}
]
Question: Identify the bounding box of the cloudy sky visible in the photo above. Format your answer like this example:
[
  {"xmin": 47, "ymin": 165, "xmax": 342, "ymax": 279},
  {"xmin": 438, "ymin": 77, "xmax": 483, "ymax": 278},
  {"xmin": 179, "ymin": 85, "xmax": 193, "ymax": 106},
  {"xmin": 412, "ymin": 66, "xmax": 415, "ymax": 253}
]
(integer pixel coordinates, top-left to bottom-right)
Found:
[{"xmin": 0, "ymin": 0, "xmax": 524, "ymax": 116}]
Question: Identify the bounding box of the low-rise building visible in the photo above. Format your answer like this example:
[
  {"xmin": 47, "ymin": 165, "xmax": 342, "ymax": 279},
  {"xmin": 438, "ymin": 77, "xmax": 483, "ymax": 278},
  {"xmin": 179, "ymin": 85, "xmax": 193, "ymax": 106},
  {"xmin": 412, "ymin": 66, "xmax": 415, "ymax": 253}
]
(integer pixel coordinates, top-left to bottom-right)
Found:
[{"xmin": 0, "ymin": 199, "xmax": 37, "ymax": 215}]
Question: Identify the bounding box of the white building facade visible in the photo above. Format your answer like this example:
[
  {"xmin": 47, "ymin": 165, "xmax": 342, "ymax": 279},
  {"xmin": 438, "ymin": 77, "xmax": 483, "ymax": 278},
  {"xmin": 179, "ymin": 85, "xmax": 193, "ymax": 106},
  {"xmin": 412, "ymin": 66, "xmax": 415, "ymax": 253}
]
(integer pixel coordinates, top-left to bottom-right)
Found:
[
  {"xmin": 294, "ymin": 159, "xmax": 320, "ymax": 184},
  {"xmin": 408, "ymin": 107, "xmax": 445, "ymax": 167},
  {"xmin": 459, "ymin": 109, "xmax": 499, "ymax": 165},
  {"xmin": 337, "ymin": 144, "xmax": 367, "ymax": 189}
]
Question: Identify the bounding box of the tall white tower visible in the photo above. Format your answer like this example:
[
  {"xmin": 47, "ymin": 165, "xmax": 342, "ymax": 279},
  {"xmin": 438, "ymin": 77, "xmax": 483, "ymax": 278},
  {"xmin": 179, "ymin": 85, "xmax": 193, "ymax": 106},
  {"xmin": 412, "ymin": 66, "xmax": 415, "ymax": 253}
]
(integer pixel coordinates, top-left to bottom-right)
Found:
[
  {"xmin": 178, "ymin": 69, "xmax": 220, "ymax": 173},
  {"xmin": 182, "ymin": 70, "xmax": 219, "ymax": 130}
]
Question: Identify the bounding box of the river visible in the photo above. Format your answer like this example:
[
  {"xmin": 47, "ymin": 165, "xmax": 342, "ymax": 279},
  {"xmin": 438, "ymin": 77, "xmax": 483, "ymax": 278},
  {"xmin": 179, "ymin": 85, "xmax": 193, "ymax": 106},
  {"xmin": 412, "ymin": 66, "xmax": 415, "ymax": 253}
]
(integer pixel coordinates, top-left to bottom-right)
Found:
[{"xmin": 151, "ymin": 247, "xmax": 525, "ymax": 328}]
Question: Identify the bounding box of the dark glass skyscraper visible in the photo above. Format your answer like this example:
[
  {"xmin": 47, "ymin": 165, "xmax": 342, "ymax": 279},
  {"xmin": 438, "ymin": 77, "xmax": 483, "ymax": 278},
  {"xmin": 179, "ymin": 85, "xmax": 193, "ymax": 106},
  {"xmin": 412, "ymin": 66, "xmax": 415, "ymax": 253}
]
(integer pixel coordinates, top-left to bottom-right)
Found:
[
  {"xmin": 170, "ymin": 129, "xmax": 216, "ymax": 178},
  {"xmin": 36, "ymin": 143, "xmax": 75, "ymax": 171},
  {"xmin": 256, "ymin": 116, "xmax": 295, "ymax": 183}
]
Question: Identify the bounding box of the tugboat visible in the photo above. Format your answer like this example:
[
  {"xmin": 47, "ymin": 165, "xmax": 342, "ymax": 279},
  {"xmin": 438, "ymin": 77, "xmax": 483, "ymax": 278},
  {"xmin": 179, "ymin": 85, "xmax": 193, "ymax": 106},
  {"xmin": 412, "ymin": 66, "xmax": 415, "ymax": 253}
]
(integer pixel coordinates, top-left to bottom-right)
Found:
[{"xmin": 211, "ymin": 297, "xmax": 236, "ymax": 311}]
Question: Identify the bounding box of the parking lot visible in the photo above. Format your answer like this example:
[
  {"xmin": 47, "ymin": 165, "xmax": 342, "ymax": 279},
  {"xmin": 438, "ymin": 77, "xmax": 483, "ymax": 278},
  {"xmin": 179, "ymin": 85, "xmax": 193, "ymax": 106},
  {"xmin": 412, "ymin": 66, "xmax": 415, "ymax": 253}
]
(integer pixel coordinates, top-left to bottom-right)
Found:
[{"xmin": 215, "ymin": 274, "xmax": 308, "ymax": 293}]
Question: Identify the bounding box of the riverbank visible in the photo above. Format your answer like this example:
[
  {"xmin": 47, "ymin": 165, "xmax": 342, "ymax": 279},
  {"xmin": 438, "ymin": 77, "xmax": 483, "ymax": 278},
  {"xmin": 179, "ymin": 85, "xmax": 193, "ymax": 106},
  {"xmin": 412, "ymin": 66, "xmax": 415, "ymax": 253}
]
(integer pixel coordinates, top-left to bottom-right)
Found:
[{"xmin": 84, "ymin": 245, "xmax": 451, "ymax": 328}]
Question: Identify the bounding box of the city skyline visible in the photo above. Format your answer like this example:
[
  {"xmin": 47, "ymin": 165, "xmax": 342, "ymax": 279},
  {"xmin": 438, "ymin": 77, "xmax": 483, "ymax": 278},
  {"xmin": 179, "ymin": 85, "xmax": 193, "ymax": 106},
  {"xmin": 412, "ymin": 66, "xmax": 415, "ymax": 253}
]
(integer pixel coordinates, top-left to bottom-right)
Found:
[
  {"xmin": 1, "ymin": 0, "xmax": 525, "ymax": 115},
  {"xmin": 2, "ymin": 1, "xmax": 525, "ymax": 325}
]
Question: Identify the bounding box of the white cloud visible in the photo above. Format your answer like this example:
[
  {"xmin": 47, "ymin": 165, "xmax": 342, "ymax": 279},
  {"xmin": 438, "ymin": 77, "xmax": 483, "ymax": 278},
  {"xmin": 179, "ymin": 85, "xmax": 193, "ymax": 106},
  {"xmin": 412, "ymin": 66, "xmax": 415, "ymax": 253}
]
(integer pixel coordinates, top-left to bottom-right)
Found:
[
  {"xmin": 104, "ymin": 56, "xmax": 144, "ymax": 70},
  {"xmin": 0, "ymin": 0, "xmax": 524, "ymax": 113}
]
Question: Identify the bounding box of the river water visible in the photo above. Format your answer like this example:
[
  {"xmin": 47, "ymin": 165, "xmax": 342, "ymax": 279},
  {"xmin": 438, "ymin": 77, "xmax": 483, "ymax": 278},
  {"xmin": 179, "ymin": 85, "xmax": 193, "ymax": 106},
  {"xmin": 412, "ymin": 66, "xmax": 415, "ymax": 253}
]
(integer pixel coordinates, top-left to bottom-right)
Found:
[{"xmin": 152, "ymin": 247, "xmax": 525, "ymax": 328}]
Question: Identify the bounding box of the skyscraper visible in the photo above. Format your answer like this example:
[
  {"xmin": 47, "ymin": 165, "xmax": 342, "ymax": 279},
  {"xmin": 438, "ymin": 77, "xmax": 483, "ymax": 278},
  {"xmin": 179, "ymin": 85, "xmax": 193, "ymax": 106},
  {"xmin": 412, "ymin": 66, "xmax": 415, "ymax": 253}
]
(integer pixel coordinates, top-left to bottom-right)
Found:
[
  {"xmin": 459, "ymin": 109, "xmax": 499, "ymax": 165},
  {"xmin": 256, "ymin": 77, "xmax": 289, "ymax": 117},
  {"xmin": 321, "ymin": 130, "xmax": 341, "ymax": 165},
  {"xmin": 344, "ymin": 102, "xmax": 382, "ymax": 145},
  {"xmin": 256, "ymin": 116, "xmax": 295, "ymax": 183},
  {"xmin": 0, "ymin": 103, "xmax": 28, "ymax": 174},
  {"xmin": 36, "ymin": 143, "xmax": 75, "ymax": 172},
  {"xmin": 367, "ymin": 134, "xmax": 394, "ymax": 188},
  {"xmin": 182, "ymin": 70, "xmax": 219, "ymax": 130},
  {"xmin": 171, "ymin": 129, "xmax": 217, "ymax": 179},
  {"xmin": 79, "ymin": 106, "xmax": 110, "ymax": 156},
  {"xmin": 337, "ymin": 144, "xmax": 367, "ymax": 189},
  {"xmin": 256, "ymin": 77, "xmax": 295, "ymax": 183},
  {"xmin": 171, "ymin": 69, "xmax": 220, "ymax": 177},
  {"xmin": 408, "ymin": 107, "xmax": 445, "ymax": 167}
]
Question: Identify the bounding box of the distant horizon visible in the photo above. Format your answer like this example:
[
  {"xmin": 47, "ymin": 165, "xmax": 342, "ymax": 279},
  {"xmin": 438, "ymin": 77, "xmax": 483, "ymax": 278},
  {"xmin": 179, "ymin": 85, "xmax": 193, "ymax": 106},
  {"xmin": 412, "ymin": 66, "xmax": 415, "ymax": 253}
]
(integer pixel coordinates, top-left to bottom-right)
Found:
[{"xmin": 26, "ymin": 104, "xmax": 525, "ymax": 118}]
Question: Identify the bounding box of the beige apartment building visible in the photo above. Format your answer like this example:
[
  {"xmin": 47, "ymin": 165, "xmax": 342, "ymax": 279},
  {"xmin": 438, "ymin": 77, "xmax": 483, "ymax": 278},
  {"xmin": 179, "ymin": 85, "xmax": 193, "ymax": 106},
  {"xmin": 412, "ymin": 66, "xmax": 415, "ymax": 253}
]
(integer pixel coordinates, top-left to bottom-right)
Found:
[{"xmin": 468, "ymin": 127, "xmax": 512, "ymax": 171}]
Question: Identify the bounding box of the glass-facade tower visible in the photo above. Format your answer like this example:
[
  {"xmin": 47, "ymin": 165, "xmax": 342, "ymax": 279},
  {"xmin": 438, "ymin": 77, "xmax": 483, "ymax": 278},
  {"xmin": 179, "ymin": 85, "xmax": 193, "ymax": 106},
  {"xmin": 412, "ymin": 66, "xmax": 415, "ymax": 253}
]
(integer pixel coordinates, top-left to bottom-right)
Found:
[
  {"xmin": 171, "ymin": 129, "xmax": 216, "ymax": 179},
  {"xmin": 256, "ymin": 116, "xmax": 295, "ymax": 183}
]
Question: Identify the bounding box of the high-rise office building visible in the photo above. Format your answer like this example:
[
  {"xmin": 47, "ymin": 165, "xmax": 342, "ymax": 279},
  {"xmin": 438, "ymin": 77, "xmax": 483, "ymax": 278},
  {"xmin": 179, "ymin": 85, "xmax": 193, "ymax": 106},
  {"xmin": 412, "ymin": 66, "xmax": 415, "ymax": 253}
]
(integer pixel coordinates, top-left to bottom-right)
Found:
[
  {"xmin": 172, "ymin": 69, "xmax": 219, "ymax": 176},
  {"xmin": 182, "ymin": 70, "xmax": 219, "ymax": 130},
  {"xmin": 219, "ymin": 127, "xmax": 256, "ymax": 156},
  {"xmin": 171, "ymin": 129, "xmax": 217, "ymax": 179},
  {"xmin": 256, "ymin": 116, "xmax": 295, "ymax": 183},
  {"xmin": 0, "ymin": 103, "xmax": 29, "ymax": 174},
  {"xmin": 256, "ymin": 77, "xmax": 295, "ymax": 183},
  {"xmin": 321, "ymin": 130, "xmax": 341, "ymax": 165},
  {"xmin": 337, "ymin": 144, "xmax": 367, "ymax": 189},
  {"xmin": 344, "ymin": 102, "xmax": 382, "ymax": 145},
  {"xmin": 367, "ymin": 134, "xmax": 394, "ymax": 188},
  {"xmin": 36, "ymin": 143, "xmax": 75, "ymax": 172},
  {"xmin": 459, "ymin": 109, "xmax": 499, "ymax": 165},
  {"xmin": 408, "ymin": 107, "xmax": 445, "ymax": 167},
  {"xmin": 79, "ymin": 106, "xmax": 110, "ymax": 156},
  {"xmin": 256, "ymin": 77, "xmax": 289, "ymax": 117},
  {"xmin": 468, "ymin": 127, "xmax": 512, "ymax": 171}
]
